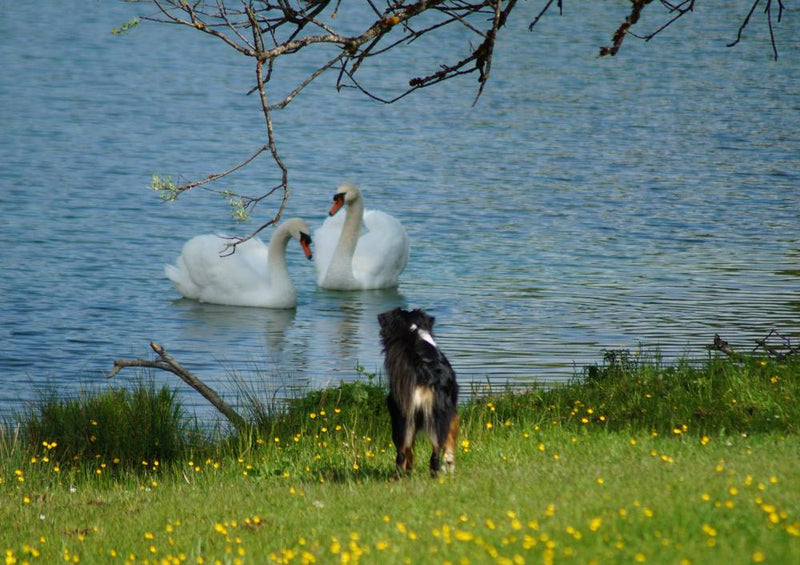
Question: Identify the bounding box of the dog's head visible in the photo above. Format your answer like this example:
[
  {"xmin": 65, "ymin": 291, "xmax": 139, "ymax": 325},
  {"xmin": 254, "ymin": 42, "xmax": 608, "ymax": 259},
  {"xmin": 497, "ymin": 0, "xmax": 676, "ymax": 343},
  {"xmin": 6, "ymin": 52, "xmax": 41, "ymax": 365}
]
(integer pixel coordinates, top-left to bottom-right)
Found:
[{"xmin": 378, "ymin": 308, "xmax": 436, "ymax": 348}]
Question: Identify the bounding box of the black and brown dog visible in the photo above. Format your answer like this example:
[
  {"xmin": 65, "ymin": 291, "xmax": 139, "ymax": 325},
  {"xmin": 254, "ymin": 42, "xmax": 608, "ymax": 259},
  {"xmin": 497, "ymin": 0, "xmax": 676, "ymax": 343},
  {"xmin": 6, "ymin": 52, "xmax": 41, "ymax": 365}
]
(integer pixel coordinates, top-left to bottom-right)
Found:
[{"xmin": 378, "ymin": 308, "xmax": 459, "ymax": 478}]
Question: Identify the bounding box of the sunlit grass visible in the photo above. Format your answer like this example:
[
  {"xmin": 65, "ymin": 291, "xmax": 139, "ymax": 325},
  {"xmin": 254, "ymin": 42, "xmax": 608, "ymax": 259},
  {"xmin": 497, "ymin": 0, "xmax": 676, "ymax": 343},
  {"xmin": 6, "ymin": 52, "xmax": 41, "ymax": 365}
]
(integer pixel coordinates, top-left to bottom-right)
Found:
[
  {"xmin": 1, "ymin": 354, "xmax": 799, "ymax": 564},
  {"xmin": 14, "ymin": 378, "xmax": 206, "ymax": 470},
  {"xmin": 2, "ymin": 430, "xmax": 797, "ymax": 564}
]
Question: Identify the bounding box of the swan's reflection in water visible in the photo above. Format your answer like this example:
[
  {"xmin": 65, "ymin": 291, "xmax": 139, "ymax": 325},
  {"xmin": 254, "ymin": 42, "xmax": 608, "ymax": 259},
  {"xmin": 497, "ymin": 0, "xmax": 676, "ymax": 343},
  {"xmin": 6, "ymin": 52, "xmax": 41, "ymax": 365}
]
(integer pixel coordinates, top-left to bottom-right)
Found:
[
  {"xmin": 171, "ymin": 299, "xmax": 297, "ymax": 349},
  {"xmin": 304, "ymin": 287, "xmax": 406, "ymax": 385},
  {"xmin": 163, "ymin": 290, "xmax": 406, "ymax": 416},
  {"xmin": 167, "ymin": 300, "xmax": 298, "ymax": 386}
]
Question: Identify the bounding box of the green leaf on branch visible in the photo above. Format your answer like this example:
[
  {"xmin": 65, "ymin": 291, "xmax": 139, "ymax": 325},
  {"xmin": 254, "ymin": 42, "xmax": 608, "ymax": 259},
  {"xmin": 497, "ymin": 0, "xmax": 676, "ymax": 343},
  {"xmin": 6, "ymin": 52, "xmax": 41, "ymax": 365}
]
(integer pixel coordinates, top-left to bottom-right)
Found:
[
  {"xmin": 222, "ymin": 190, "xmax": 249, "ymax": 222},
  {"xmin": 112, "ymin": 17, "xmax": 140, "ymax": 36},
  {"xmin": 149, "ymin": 174, "xmax": 179, "ymax": 202}
]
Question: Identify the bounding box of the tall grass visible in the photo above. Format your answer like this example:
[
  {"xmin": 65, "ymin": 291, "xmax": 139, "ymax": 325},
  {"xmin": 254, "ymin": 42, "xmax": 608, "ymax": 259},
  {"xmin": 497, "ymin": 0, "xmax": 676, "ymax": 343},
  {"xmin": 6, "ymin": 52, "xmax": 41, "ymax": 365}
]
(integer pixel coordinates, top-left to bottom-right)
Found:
[
  {"xmin": 462, "ymin": 351, "xmax": 800, "ymax": 438},
  {"xmin": 16, "ymin": 378, "xmax": 205, "ymax": 468}
]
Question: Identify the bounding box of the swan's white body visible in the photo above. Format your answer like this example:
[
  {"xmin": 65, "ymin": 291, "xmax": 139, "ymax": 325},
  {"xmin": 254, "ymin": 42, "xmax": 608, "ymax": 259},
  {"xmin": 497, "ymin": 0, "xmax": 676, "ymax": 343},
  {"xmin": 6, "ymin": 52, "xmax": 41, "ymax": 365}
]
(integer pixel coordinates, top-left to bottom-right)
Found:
[
  {"xmin": 314, "ymin": 184, "xmax": 409, "ymax": 290},
  {"xmin": 165, "ymin": 218, "xmax": 312, "ymax": 308}
]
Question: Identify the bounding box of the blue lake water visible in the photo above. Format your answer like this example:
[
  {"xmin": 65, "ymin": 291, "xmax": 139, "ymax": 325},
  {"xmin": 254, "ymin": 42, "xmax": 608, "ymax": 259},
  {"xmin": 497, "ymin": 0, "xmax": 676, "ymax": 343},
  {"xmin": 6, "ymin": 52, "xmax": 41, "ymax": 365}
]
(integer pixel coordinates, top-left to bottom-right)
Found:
[{"xmin": 1, "ymin": 2, "xmax": 799, "ymax": 421}]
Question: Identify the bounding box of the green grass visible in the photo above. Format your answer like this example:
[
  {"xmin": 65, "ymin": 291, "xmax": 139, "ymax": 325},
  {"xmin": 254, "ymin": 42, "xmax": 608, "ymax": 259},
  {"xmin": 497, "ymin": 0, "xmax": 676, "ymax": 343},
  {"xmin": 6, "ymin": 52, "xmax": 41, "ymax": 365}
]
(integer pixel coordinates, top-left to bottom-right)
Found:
[
  {"xmin": 462, "ymin": 352, "xmax": 800, "ymax": 438},
  {"xmin": 1, "ymin": 354, "xmax": 799, "ymax": 564},
  {"xmin": 15, "ymin": 378, "xmax": 205, "ymax": 468}
]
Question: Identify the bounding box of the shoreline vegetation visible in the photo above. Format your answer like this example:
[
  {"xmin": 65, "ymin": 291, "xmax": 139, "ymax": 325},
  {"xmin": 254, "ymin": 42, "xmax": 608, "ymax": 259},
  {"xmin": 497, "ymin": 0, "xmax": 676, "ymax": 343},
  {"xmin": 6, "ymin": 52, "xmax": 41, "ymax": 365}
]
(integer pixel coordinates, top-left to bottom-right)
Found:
[{"xmin": 2, "ymin": 350, "xmax": 799, "ymax": 564}]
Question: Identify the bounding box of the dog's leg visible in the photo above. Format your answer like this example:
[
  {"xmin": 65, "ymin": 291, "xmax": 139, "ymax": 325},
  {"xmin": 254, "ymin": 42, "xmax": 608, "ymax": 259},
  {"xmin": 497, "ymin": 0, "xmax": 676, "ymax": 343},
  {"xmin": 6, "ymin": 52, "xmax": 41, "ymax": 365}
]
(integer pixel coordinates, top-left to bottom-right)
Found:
[
  {"xmin": 429, "ymin": 446, "xmax": 443, "ymax": 477},
  {"xmin": 394, "ymin": 418, "xmax": 418, "ymax": 478},
  {"xmin": 430, "ymin": 412, "xmax": 459, "ymax": 476},
  {"xmin": 442, "ymin": 413, "xmax": 459, "ymax": 474},
  {"xmin": 428, "ymin": 424, "xmax": 441, "ymax": 477},
  {"xmin": 389, "ymin": 395, "xmax": 412, "ymax": 479},
  {"xmin": 402, "ymin": 415, "xmax": 417, "ymax": 473},
  {"xmin": 395, "ymin": 451, "xmax": 406, "ymax": 479},
  {"xmin": 428, "ymin": 414, "xmax": 444, "ymax": 477},
  {"xmin": 395, "ymin": 427, "xmax": 415, "ymax": 478}
]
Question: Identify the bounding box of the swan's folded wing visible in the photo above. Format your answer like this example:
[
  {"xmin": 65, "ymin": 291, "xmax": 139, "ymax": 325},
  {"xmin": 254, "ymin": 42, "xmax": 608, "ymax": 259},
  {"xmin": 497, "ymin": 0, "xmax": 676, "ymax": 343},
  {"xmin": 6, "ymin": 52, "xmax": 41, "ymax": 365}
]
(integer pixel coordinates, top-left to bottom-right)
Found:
[
  {"xmin": 164, "ymin": 259, "xmax": 201, "ymax": 299},
  {"xmin": 353, "ymin": 210, "xmax": 410, "ymax": 287},
  {"xmin": 313, "ymin": 213, "xmax": 347, "ymax": 285},
  {"xmin": 166, "ymin": 235, "xmax": 229, "ymax": 297},
  {"xmin": 174, "ymin": 235, "xmax": 268, "ymax": 301}
]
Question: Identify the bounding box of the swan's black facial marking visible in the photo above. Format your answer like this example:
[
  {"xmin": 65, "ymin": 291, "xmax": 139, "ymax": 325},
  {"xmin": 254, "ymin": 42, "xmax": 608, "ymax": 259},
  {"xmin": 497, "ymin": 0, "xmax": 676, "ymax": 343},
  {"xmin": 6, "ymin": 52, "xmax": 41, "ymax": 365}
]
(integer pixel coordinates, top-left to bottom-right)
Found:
[
  {"xmin": 329, "ymin": 192, "xmax": 346, "ymax": 216},
  {"xmin": 300, "ymin": 232, "xmax": 313, "ymax": 259}
]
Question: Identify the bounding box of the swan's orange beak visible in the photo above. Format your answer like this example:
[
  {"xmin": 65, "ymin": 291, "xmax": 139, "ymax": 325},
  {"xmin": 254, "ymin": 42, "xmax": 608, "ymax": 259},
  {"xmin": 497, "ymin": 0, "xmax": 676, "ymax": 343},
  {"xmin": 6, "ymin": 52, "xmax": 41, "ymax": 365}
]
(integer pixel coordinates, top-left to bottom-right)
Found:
[
  {"xmin": 300, "ymin": 233, "xmax": 313, "ymax": 260},
  {"xmin": 329, "ymin": 193, "xmax": 345, "ymax": 216}
]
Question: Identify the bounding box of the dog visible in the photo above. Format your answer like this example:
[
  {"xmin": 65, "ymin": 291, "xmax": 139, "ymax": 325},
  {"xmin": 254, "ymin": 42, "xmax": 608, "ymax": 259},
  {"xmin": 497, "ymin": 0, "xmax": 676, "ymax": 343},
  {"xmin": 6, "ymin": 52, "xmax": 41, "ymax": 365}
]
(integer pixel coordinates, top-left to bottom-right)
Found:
[{"xmin": 378, "ymin": 308, "xmax": 459, "ymax": 478}]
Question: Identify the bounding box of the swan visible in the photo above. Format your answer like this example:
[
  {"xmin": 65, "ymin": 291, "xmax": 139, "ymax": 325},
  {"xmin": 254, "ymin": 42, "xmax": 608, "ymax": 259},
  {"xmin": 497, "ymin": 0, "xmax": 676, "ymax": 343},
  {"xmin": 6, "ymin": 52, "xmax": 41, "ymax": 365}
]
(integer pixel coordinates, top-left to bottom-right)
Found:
[
  {"xmin": 314, "ymin": 184, "xmax": 409, "ymax": 290},
  {"xmin": 164, "ymin": 218, "xmax": 313, "ymax": 308}
]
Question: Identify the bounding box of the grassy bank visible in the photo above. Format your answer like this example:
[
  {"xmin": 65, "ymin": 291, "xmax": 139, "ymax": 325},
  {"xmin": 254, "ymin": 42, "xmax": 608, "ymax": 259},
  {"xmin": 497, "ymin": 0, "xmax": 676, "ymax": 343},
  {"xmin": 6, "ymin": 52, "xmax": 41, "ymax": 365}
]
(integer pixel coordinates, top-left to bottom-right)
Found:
[{"xmin": 1, "ymin": 354, "xmax": 799, "ymax": 564}]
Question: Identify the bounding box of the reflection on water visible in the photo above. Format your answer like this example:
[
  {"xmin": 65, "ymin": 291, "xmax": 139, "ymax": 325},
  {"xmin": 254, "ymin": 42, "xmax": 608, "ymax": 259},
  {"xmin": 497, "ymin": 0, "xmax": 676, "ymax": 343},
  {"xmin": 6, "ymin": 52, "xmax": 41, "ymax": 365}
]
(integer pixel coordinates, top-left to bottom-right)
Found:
[
  {"xmin": 1, "ymin": 2, "xmax": 799, "ymax": 420},
  {"xmin": 172, "ymin": 300, "xmax": 298, "ymax": 352},
  {"xmin": 306, "ymin": 287, "xmax": 406, "ymax": 381}
]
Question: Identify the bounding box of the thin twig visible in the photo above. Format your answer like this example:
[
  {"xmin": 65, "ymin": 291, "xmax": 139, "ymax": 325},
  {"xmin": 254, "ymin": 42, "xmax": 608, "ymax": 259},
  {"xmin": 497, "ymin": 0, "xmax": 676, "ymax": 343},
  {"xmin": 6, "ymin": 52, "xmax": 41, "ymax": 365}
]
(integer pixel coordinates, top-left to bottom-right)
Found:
[
  {"xmin": 170, "ymin": 145, "xmax": 268, "ymax": 193},
  {"xmin": 269, "ymin": 52, "xmax": 347, "ymax": 110},
  {"xmin": 727, "ymin": 0, "xmax": 761, "ymax": 49},
  {"xmin": 529, "ymin": 0, "xmax": 561, "ymax": 32}
]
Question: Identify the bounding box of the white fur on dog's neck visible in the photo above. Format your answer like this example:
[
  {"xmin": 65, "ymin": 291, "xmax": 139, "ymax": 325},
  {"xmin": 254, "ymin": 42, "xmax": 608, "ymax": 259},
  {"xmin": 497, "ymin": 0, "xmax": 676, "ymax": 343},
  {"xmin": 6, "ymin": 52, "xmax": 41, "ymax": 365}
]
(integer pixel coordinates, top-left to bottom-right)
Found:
[{"xmin": 410, "ymin": 323, "xmax": 437, "ymax": 347}]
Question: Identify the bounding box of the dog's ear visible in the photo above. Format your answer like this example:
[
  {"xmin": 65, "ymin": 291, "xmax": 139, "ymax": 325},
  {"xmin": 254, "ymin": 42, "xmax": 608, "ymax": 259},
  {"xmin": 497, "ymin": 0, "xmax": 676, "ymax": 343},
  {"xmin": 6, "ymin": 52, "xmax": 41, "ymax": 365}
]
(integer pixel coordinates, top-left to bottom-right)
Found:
[
  {"xmin": 409, "ymin": 309, "xmax": 435, "ymax": 333},
  {"xmin": 378, "ymin": 307, "xmax": 405, "ymax": 331}
]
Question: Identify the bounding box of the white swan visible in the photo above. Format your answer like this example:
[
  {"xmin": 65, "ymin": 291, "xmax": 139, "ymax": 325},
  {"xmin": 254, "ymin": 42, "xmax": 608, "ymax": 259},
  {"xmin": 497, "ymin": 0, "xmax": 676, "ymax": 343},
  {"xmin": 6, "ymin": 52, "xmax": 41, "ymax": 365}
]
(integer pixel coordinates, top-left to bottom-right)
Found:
[
  {"xmin": 314, "ymin": 184, "xmax": 409, "ymax": 290},
  {"xmin": 165, "ymin": 218, "xmax": 313, "ymax": 308}
]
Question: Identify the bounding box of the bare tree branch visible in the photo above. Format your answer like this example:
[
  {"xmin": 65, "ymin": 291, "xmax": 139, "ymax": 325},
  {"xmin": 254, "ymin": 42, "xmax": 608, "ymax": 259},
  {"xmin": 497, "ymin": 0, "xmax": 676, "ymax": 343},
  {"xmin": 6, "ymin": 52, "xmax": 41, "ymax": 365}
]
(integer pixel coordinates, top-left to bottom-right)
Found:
[
  {"xmin": 132, "ymin": 1, "xmax": 787, "ymax": 246},
  {"xmin": 753, "ymin": 329, "xmax": 799, "ymax": 359},
  {"xmin": 268, "ymin": 52, "xmax": 347, "ymax": 110},
  {"xmin": 110, "ymin": 342, "xmax": 247, "ymax": 430},
  {"xmin": 528, "ymin": 0, "xmax": 562, "ymax": 32},
  {"xmin": 706, "ymin": 330, "xmax": 799, "ymax": 361},
  {"xmin": 600, "ymin": 0, "xmax": 655, "ymax": 57},
  {"xmin": 705, "ymin": 334, "xmax": 744, "ymax": 360},
  {"xmin": 628, "ymin": 0, "xmax": 696, "ymax": 42},
  {"xmin": 158, "ymin": 145, "xmax": 269, "ymax": 194},
  {"xmin": 602, "ymin": 0, "xmax": 785, "ymax": 59},
  {"xmin": 727, "ymin": 0, "xmax": 784, "ymax": 60}
]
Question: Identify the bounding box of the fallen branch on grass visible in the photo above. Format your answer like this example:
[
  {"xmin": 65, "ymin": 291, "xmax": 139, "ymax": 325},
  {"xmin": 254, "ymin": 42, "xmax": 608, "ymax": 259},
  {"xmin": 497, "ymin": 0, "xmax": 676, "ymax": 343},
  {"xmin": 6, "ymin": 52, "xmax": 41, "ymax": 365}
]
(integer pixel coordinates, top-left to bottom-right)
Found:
[
  {"xmin": 109, "ymin": 341, "xmax": 246, "ymax": 431},
  {"xmin": 705, "ymin": 334, "xmax": 743, "ymax": 360},
  {"xmin": 706, "ymin": 329, "xmax": 798, "ymax": 361}
]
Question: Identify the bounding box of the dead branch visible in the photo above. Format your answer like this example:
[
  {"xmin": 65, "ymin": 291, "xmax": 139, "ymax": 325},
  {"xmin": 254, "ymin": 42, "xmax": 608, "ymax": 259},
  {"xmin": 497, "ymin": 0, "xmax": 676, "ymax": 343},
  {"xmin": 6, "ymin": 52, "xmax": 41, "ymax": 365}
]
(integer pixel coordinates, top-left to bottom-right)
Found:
[
  {"xmin": 135, "ymin": 1, "xmax": 787, "ymax": 242},
  {"xmin": 528, "ymin": 0, "xmax": 562, "ymax": 32},
  {"xmin": 706, "ymin": 330, "xmax": 799, "ymax": 361},
  {"xmin": 599, "ymin": 0, "xmax": 655, "ymax": 57},
  {"xmin": 705, "ymin": 333, "xmax": 743, "ymax": 360},
  {"xmin": 753, "ymin": 329, "xmax": 799, "ymax": 360},
  {"xmin": 139, "ymin": 0, "xmax": 526, "ymax": 241},
  {"xmin": 630, "ymin": 0, "xmax": 696, "ymax": 43},
  {"xmin": 603, "ymin": 0, "xmax": 785, "ymax": 59},
  {"xmin": 727, "ymin": 0, "xmax": 785, "ymax": 60},
  {"xmin": 109, "ymin": 342, "xmax": 246, "ymax": 431},
  {"xmin": 170, "ymin": 145, "xmax": 268, "ymax": 194}
]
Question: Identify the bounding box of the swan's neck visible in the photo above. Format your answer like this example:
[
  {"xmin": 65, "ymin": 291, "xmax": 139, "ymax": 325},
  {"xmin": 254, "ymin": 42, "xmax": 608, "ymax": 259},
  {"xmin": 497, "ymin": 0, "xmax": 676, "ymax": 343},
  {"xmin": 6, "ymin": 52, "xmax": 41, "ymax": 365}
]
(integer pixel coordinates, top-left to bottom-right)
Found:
[
  {"xmin": 267, "ymin": 224, "xmax": 292, "ymax": 285},
  {"xmin": 330, "ymin": 197, "xmax": 364, "ymax": 277}
]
